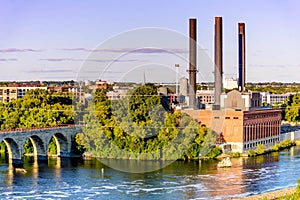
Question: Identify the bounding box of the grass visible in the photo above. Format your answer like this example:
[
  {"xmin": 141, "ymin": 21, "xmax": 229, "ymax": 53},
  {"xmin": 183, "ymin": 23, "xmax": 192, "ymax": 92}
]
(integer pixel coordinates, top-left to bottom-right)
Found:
[{"xmin": 277, "ymin": 179, "xmax": 300, "ymax": 200}]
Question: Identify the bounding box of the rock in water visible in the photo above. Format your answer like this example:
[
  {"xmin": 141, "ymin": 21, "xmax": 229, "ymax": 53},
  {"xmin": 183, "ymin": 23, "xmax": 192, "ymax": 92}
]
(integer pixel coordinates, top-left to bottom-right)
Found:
[
  {"xmin": 217, "ymin": 157, "xmax": 232, "ymax": 168},
  {"xmin": 15, "ymin": 168, "xmax": 27, "ymax": 173}
]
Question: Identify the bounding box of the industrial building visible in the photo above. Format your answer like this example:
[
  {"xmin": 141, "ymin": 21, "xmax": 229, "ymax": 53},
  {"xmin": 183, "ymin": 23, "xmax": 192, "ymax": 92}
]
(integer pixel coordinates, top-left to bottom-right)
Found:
[{"xmin": 180, "ymin": 17, "xmax": 281, "ymax": 153}]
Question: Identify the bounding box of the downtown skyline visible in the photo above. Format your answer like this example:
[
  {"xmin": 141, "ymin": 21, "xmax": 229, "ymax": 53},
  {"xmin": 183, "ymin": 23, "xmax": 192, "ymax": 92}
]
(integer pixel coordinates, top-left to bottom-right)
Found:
[{"xmin": 0, "ymin": 0, "xmax": 300, "ymax": 83}]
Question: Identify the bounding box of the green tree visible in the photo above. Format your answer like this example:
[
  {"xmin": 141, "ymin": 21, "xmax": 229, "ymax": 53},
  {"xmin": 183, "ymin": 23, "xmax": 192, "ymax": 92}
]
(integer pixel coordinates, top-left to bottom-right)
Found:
[
  {"xmin": 198, "ymin": 130, "xmax": 216, "ymax": 158},
  {"xmin": 0, "ymin": 142, "xmax": 7, "ymax": 153},
  {"xmin": 208, "ymin": 147, "xmax": 222, "ymax": 159},
  {"xmin": 284, "ymin": 93, "xmax": 300, "ymax": 122},
  {"xmin": 48, "ymin": 137, "xmax": 57, "ymax": 155},
  {"xmin": 23, "ymin": 139, "xmax": 34, "ymax": 155},
  {"xmin": 128, "ymin": 84, "xmax": 161, "ymax": 124}
]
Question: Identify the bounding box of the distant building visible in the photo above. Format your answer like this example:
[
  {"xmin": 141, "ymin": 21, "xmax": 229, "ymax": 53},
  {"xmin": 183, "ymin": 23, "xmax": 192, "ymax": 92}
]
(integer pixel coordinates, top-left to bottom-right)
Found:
[
  {"xmin": 89, "ymin": 80, "xmax": 108, "ymax": 91},
  {"xmin": 0, "ymin": 85, "xmax": 47, "ymax": 103},
  {"xmin": 0, "ymin": 82, "xmax": 87, "ymax": 104},
  {"xmin": 179, "ymin": 78, "xmax": 188, "ymax": 96},
  {"xmin": 48, "ymin": 86, "xmax": 85, "ymax": 104},
  {"xmin": 196, "ymin": 90, "xmax": 214, "ymax": 107},
  {"xmin": 84, "ymin": 80, "xmax": 91, "ymax": 86},
  {"xmin": 158, "ymin": 87, "xmax": 168, "ymax": 96},
  {"xmin": 106, "ymin": 86, "xmax": 132, "ymax": 100},
  {"xmin": 223, "ymin": 77, "xmax": 238, "ymax": 90},
  {"xmin": 260, "ymin": 92, "xmax": 294, "ymax": 105}
]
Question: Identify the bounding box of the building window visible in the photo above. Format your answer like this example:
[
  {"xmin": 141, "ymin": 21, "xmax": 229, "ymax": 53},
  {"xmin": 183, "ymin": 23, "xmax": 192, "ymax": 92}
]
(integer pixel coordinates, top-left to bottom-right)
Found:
[
  {"xmin": 0, "ymin": 89, "xmax": 2, "ymax": 95},
  {"xmin": 234, "ymin": 117, "xmax": 239, "ymax": 119},
  {"xmin": 225, "ymin": 117, "xmax": 230, "ymax": 119}
]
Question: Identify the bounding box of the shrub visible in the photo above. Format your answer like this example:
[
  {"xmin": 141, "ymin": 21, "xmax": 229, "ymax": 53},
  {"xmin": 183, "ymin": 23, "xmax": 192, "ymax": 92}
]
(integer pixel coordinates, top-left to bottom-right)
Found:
[
  {"xmin": 256, "ymin": 144, "xmax": 265, "ymax": 155},
  {"xmin": 208, "ymin": 147, "xmax": 222, "ymax": 159},
  {"xmin": 297, "ymin": 178, "xmax": 300, "ymax": 194},
  {"xmin": 273, "ymin": 144, "xmax": 280, "ymax": 151},
  {"xmin": 273, "ymin": 139, "xmax": 296, "ymax": 152},
  {"xmin": 248, "ymin": 149, "xmax": 256, "ymax": 157},
  {"xmin": 229, "ymin": 152, "xmax": 241, "ymax": 158}
]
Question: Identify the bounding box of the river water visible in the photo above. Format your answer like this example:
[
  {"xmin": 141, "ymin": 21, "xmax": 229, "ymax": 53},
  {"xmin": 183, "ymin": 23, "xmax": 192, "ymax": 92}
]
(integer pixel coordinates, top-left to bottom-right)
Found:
[{"xmin": 0, "ymin": 146, "xmax": 299, "ymax": 199}]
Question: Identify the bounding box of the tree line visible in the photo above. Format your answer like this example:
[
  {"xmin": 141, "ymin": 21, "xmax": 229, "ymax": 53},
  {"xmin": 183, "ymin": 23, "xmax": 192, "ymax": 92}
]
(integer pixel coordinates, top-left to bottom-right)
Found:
[
  {"xmin": 0, "ymin": 89, "xmax": 74, "ymax": 130},
  {"xmin": 281, "ymin": 93, "xmax": 300, "ymax": 122}
]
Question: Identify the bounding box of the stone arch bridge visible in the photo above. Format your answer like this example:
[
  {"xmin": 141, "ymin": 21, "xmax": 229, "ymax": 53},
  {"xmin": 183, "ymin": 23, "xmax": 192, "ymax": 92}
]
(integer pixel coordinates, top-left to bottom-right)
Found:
[{"xmin": 0, "ymin": 125, "xmax": 82, "ymax": 167}]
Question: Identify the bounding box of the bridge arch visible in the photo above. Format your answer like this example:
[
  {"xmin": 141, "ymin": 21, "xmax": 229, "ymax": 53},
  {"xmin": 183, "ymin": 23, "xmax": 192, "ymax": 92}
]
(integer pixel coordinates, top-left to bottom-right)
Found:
[
  {"xmin": 3, "ymin": 138, "xmax": 22, "ymax": 161},
  {"xmin": 29, "ymin": 135, "xmax": 47, "ymax": 157},
  {"xmin": 49, "ymin": 133, "xmax": 69, "ymax": 157}
]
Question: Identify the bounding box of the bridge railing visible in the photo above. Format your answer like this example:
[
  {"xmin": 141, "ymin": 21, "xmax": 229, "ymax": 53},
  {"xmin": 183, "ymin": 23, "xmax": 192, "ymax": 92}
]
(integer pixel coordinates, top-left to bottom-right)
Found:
[{"xmin": 0, "ymin": 124, "xmax": 83, "ymax": 134}]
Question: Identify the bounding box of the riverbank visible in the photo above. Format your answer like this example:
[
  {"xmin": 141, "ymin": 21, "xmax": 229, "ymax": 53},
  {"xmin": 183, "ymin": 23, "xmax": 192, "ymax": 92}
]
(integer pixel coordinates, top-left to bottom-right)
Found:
[
  {"xmin": 231, "ymin": 187, "xmax": 296, "ymax": 200},
  {"xmin": 218, "ymin": 139, "xmax": 298, "ymax": 159}
]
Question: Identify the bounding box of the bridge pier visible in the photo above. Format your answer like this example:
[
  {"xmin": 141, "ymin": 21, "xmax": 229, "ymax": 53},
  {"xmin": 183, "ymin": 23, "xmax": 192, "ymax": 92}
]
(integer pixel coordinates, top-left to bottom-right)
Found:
[
  {"xmin": 59, "ymin": 151, "xmax": 71, "ymax": 157},
  {"xmin": 11, "ymin": 158, "xmax": 23, "ymax": 168},
  {"xmin": 37, "ymin": 155, "xmax": 48, "ymax": 161}
]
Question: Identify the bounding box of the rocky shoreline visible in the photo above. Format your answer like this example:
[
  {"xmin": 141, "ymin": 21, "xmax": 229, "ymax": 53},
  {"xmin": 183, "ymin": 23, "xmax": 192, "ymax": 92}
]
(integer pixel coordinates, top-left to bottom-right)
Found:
[{"xmin": 231, "ymin": 187, "xmax": 296, "ymax": 200}]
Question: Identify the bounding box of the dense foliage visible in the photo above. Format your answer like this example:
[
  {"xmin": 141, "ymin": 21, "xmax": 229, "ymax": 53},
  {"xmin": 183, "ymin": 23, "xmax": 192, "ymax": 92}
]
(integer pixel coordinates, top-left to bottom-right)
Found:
[
  {"xmin": 0, "ymin": 89, "xmax": 74, "ymax": 130},
  {"xmin": 246, "ymin": 84, "xmax": 300, "ymax": 94},
  {"xmin": 281, "ymin": 93, "xmax": 300, "ymax": 122},
  {"xmin": 48, "ymin": 137, "xmax": 57, "ymax": 155},
  {"xmin": 23, "ymin": 139, "xmax": 34, "ymax": 154},
  {"xmin": 0, "ymin": 142, "xmax": 7, "ymax": 153},
  {"xmin": 79, "ymin": 85, "xmax": 220, "ymax": 160}
]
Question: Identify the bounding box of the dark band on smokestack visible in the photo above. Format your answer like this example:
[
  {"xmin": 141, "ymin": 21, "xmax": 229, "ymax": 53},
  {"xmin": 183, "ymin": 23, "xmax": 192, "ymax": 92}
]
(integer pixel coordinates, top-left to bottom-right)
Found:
[
  {"xmin": 214, "ymin": 17, "xmax": 223, "ymax": 110},
  {"xmin": 238, "ymin": 23, "xmax": 246, "ymax": 92},
  {"xmin": 189, "ymin": 18, "xmax": 197, "ymax": 109}
]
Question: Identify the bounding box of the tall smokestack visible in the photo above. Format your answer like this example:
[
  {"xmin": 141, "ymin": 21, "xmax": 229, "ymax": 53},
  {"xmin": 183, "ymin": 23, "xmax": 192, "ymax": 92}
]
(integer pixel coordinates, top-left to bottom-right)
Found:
[
  {"xmin": 238, "ymin": 23, "xmax": 246, "ymax": 92},
  {"xmin": 189, "ymin": 18, "xmax": 197, "ymax": 109},
  {"xmin": 214, "ymin": 17, "xmax": 223, "ymax": 110}
]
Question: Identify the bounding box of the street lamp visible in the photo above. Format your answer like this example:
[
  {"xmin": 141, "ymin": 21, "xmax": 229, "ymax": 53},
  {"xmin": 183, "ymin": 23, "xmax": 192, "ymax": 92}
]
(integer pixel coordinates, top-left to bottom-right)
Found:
[{"xmin": 175, "ymin": 64, "xmax": 180, "ymax": 97}]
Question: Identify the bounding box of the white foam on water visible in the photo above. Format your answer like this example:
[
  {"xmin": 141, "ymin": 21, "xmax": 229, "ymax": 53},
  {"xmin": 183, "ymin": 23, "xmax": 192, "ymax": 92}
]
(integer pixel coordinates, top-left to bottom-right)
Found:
[
  {"xmin": 101, "ymin": 192, "xmax": 110, "ymax": 195},
  {"xmin": 102, "ymin": 185, "xmax": 118, "ymax": 190},
  {"xmin": 43, "ymin": 190, "xmax": 67, "ymax": 194},
  {"xmin": 16, "ymin": 196, "xmax": 42, "ymax": 199}
]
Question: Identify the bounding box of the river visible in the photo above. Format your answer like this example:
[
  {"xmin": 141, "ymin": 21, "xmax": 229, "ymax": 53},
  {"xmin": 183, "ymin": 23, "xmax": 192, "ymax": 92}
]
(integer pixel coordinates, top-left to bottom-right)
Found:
[{"xmin": 0, "ymin": 146, "xmax": 299, "ymax": 199}]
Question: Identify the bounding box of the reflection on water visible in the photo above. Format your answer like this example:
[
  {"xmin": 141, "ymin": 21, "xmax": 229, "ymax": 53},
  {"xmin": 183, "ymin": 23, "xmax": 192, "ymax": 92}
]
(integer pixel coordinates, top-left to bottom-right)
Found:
[
  {"xmin": 99, "ymin": 158, "xmax": 174, "ymax": 173},
  {"xmin": 0, "ymin": 146, "xmax": 299, "ymax": 199},
  {"xmin": 49, "ymin": 157, "xmax": 62, "ymax": 179}
]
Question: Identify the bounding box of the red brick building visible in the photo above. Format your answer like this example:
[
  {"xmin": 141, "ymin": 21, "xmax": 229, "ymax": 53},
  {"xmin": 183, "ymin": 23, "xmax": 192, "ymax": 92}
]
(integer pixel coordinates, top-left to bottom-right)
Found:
[{"xmin": 182, "ymin": 90, "xmax": 281, "ymax": 152}]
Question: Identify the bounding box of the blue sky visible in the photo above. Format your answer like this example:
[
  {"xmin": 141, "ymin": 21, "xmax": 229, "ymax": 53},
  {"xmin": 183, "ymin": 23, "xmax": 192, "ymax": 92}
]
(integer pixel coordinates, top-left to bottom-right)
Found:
[{"xmin": 0, "ymin": 0, "xmax": 300, "ymax": 82}]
